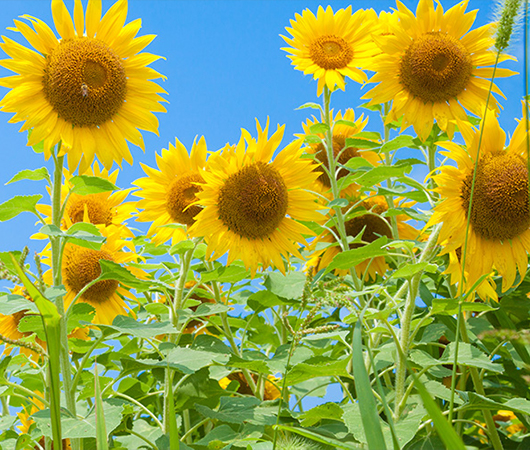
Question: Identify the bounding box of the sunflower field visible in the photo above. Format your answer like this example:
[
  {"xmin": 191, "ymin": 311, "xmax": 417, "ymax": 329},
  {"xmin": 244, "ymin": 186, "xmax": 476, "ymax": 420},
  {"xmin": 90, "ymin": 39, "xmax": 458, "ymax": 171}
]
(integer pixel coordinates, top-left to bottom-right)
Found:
[{"xmin": 1, "ymin": 0, "xmax": 530, "ymax": 448}]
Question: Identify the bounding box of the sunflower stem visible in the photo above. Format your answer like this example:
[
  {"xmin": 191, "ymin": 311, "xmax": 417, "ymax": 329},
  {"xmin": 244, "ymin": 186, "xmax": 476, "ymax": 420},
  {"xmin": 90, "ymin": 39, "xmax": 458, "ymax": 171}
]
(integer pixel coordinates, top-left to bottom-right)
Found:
[
  {"xmin": 394, "ymin": 223, "xmax": 440, "ymax": 418},
  {"xmin": 382, "ymin": 101, "xmax": 399, "ymax": 240},
  {"xmin": 51, "ymin": 149, "xmax": 79, "ymax": 450},
  {"xmin": 447, "ymin": 51, "xmax": 504, "ymax": 450}
]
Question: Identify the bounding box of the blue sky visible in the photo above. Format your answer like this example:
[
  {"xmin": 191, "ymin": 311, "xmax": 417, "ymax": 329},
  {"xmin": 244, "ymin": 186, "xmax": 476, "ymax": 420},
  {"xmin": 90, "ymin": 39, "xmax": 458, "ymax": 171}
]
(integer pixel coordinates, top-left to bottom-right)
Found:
[{"xmin": 0, "ymin": 0, "xmax": 525, "ymax": 254}]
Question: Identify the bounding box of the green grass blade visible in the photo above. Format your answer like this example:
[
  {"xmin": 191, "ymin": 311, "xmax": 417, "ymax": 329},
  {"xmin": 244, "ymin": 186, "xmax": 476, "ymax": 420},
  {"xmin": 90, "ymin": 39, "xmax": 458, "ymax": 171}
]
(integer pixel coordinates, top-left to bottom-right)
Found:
[
  {"xmin": 408, "ymin": 366, "xmax": 466, "ymax": 450},
  {"xmin": 167, "ymin": 369, "xmax": 180, "ymax": 448},
  {"xmin": 94, "ymin": 360, "xmax": 109, "ymax": 450},
  {"xmin": 352, "ymin": 319, "xmax": 387, "ymax": 450},
  {"xmin": 10, "ymin": 253, "xmax": 63, "ymax": 450}
]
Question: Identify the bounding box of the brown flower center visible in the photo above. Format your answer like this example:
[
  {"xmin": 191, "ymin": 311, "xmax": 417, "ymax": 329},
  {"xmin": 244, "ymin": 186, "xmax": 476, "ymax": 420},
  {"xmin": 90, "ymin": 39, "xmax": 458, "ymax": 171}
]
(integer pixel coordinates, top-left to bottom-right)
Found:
[
  {"xmin": 43, "ymin": 38, "xmax": 126, "ymax": 127},
  {"xmin": 314, "ymin": 135, "xmax": 361, "ymax": 187},
  {"xmin": 166, "ymin": 173, "xmax": 204, "ymax": 226},
  {"xmin": 218, "ymin": 162, "xmax": 288, "ymax": 240},
  {"xmin": 346, "ymin": 212, "xmax": 393, "ymax": 249},
  {"xmin": 309, "ymin": 35, "xmax": 354, "ymax": 70},
  {"xmin": 64, "ymin": 246, "xmax": 118, "ymax": 303},
  {"xmin": 400, "ymin": 32, "xmax": 472, "ymax": 103},
  {"xmin": 461, "ymin": 151, "xmax": 530, "ymax": 241},
  {"xmin": 66, "ymin": 193, "xmax": 113, "ymax": 226}
]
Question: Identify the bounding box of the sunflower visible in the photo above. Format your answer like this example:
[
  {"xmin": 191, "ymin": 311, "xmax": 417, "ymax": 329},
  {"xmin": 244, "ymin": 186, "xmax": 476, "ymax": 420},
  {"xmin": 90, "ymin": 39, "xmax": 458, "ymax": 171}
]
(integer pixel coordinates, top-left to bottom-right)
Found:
[
  {"xmin": 134, "ymin": 137, "xmax": 207, "ymax": 245},
  {"xmin": 281, "ymin": 5, "xmax": 377, "ymax": 96},
  {"xmin": 189, "ymin": 119, "xmax": 325, "ymax": 275},
  {"xmin": 311, "ymin": 196, "xmax": 418, "ymax": 280},
  {"xmin": 0, "ymin": 285, "xmax": 46, "ymax": 361},
  {"xmin": 0, "ymin": 0, "xmax": 166, "ymax": 172},
  {"xmin": 443, "ymin": 248, "xmax": 498, "ymax": 301},
  {"xmin": 37, "ymin": 161, "xmax": 136, "ymax": 235},
  {"xmin": 17, "ymin": 392, "xmax": 72, "ymax": 449},
  {"xmin": 298, "ymin": 109, "xmax": 380, "ymax": 196},
  {"xmin": 427, "ymin": 109, "xmax": 530, "ymax": 292},
  {"xmin": 219, "ymin": 372, "xmax": 281, "ymax": 401},
  {"xmin": 362, "ymin": 0, "xmax": 516, "ymax": 141},
  {"xmin": 42, "ymin": 226, "xmax": 143, "ymax": 325}
]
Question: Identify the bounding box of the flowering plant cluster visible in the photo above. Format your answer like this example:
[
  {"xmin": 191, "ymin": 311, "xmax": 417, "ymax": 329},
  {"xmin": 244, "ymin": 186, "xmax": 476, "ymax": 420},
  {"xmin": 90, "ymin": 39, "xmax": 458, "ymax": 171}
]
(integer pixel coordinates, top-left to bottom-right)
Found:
[{"xmin": 0, "ymin": 0, "xmax": 529, "ymax": 449}]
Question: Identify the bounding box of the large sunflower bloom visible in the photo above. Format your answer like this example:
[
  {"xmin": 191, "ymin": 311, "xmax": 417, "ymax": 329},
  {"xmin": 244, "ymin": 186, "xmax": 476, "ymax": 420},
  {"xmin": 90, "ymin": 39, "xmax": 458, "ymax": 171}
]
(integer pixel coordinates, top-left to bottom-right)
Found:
[
  {"xmin": 363, "ymin": 0, "xmax": 516, "ymax": 141},
  {"xmin": 427, "ymin": 110, "xmax": 530, "ymax": 292},
  {"xmin": 37, "ymin": 161, "xmax": 136, "ymax": 235},
  {"xmin": 134, "ymin": 137, "xmax": 207, "ymax": 245},
  {"xmin": 298, "ymin": 109, "xmax": 380, "ymax": 196},
  {"xmin": 42, "ymin": 226, "xmax": 144, "ymax": 324},
  {"xmin": 311, "ymin": 196, "xmax": 418, "ymax": 280},
  {"xmin": 0, "ymin": 0, "xmax": 166, "ymax": 172},
  {"xmin": 281, "ymin": 6, "xmax": 377, "ymax": 96},
  {"xmin": 189, "ymin": 119, "xmax": 325, "ymax": 275}
]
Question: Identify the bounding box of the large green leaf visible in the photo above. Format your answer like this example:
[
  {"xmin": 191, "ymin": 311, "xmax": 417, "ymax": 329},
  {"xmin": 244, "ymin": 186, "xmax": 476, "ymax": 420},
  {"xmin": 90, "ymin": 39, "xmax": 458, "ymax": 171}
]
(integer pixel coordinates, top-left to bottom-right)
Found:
[
  {"xmin": 440, "ymin": 342, "xmax": 503, "ymax": 373},
  {"xmin": 6, "ymin": 167, "xmax": 50, "ymax": 185},
  {"xmin": 70, "ymin": 175, "xmax": 118, "ymax": 194},
  {"xmin": 0, "ymin": 195, "xmax": 42, "ymax": 221},
  {"xmin": 263, "ymin": 271, "xmax": 306, "ymax": 299},
  {"xmin": 324, "ymin": 237, "xmax": 388, "ymax": 274}
]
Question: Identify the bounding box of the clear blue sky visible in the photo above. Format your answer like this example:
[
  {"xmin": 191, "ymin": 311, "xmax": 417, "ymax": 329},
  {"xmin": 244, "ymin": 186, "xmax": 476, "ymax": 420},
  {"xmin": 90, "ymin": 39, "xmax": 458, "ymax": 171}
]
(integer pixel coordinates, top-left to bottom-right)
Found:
[{"xmin": 0, "ymin": 0, "xmax": 525, "ymax": 254}]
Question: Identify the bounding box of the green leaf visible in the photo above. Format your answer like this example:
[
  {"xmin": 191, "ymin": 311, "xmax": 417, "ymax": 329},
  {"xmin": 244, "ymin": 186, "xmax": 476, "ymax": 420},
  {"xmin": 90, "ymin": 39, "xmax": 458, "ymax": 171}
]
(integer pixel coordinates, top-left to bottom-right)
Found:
[
  {"xmin": 32, "ymin": 400, "xmax": 123, "ymax": 439},
  {"xmin": 275, "ymin": 425, "xmax": 360, "ymax": 450},
  {"xmin": 334, "ymin": 119, "xmax": 359, "ymax": 128},
  {"xmin": 309, "ymin": 123, "xmax": 329, "ymax": 134},
  {"xmin": 380, "ymin": 135, "xmax": 415, "ymax": 153},
  {"xmin": 440, "ymin": 342, "xmax": 502, "ymax": 372},
  {"xmin": 285, "ymin": 356, "xmax": 349, "ymax": 385},
  {"xmin": 296, "ymin": 102, "xmax": 322, "ymax": 111},
  {"xmin": 353, "ymin": 165, "xmax": 412, "ymax": 186},
  {"xmin": 431, "ymin": 299, "xmax": 498, "ymax": 315},
  {"xmin": 304, "ymin": 135, "xmax": 322, "ymax": 144},
  {"xmin": 299, "ymin": 403, "xmax": 343, "ymax": 427},
  {"xmin": 169, "ymin": 239, "xmax": 195, "ymax": 255},
  {"xmin": 6, "ymin": 167, "xmax": 50, "ymax": 185},
  {"xmin": 328, "ymin": 198, "xmax": 349, "ymax": 208},
  {"xmin": 409, "ymin": 369, "xmax": 466, "ymax": 450},
  {"xmin": 196, "ymin": 396, "xmax": 275, "ymax": 425},
  {"xmin": 345, "ymin": 137, "xmax": 380, "ymax": 149},
  {"xmin": 200, "ymin": 263, "xmax": 250, "ymax": 283},
  {"xmin": 103, "ymin": 315, "xmax": 178, "ymax": 338},
  {"xmin": 343, "ymin": 157, "xmax": 376, "ymax": 170},
  {"xmin": 391, "ymin": 262, "xmax": 437, "ymax": 279},
  {"xmin": 165, "ymin": 345, "xmax": 230, "ymax": 373},
  {"xmin": 351, "ymin": 319, "xmax": 387, "ymax": 450},
  {"xmin": 247, "ymin": 290, "xmax": 286, "ymax": 313},
  {"xmin": 324, "ymin": 237, "xmax": 388, "ymax": 274},
  {"xmin": 0, "ymin": 195, "xmax": 42, "ymax": 221},
  {"xmin": 144, "ymin": 303, "xmax": 170, "ymax": 315},
  {"xmin": 263, "ymin": 271, "xmax": 306, "ymax": 299},
  {"xmin": 67, "ymin": 303, "xmax": 95, "ymax": 333},
  {"xmin": 70, "ymin": 175, "xmax": 118, "ymax": 195},
  {"xmin": 98, "ymin": 260, "xmax": 151, "ymax": 292},
  {"xmin": 0, "ymin": 294, "xmax": 39, "ymax": 315}
]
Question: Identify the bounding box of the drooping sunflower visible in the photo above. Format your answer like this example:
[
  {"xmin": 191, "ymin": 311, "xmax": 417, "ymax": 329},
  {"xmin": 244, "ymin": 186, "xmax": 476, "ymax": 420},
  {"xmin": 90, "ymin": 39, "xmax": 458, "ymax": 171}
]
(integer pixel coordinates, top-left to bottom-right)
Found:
[
  {"xmin": 281, "ymin": 5, "xmax": 377, "ymax": 96},
  {"xmin": 37, "ymin": 161, "xmax": 136, "ymax": 235},
  {"xmin": 134, "ymin": 137, "xmax": 207, "ymax": 245},
  {"xmin": 17, "ymin": 392, "xmax": 72, "ymax": 449},
  {"xmin": 298, "ymin": 109, "xmax": 380, "ymax": 196},
  {"xmin": 311, "ymin": 196, "xmax": 418, "ymax": 280},
  {"xmin": 363, "ymin": 0, "xmax": 516, "ymax": 141},
  {"xmin": 427, "ymin": 109, "xmax": 530, "ymax": 292},
  {"xmin": 0, "ymin": 286, "xmax": 46, "ymax": 361},
  {"xmin": 189, "ymin": 119, "xmax": 325, "ymax": 275},
  {"xmin": 0, "ymin": 0, "xmax": 166, "ymax": 172},
  {"xmin": 42, "ymin": 226, "xmax": 144, "ymax": 324}
]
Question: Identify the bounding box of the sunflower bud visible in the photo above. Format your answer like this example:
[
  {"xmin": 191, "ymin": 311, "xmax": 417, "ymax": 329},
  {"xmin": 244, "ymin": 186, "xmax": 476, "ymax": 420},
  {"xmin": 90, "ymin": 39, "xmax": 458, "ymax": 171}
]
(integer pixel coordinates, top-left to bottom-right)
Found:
[{"xmin": 494, "ymin": 0, "xmax": 523, "ymax": 52}]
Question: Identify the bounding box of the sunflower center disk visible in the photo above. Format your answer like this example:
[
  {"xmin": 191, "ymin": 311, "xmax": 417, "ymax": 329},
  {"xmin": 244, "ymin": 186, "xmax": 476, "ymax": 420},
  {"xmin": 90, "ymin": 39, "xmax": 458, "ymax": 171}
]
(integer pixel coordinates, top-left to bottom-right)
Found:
[
  {"xmin": 400, "ymin": 32, "xmax": 472, "ymax": 103},
  {"xmin": 218, "ymin": 162, "xmax": 289, "ymax": 240},
  {"xmin": 309, "ymin": 35, "xmax": 354, "ymax": 70},
  {"xmin": 315, "ymin": 135, "xmax": 359, "ymax": 187},
  {"xmin": 64, "ymin": 247, "xmax": 119, "ymax": 303},
  {"xmin": 461, "ymin": 152, "xmax": 530, "ymax": 241},
  {"xmin": 166, "ymin": 173, "xmax": 204, "ymax": 226},
  {"xmin": 66, "ymin": 194, "xmax": 113, "ymax": 226},
  {"xmin": 43, "ymin": 38, "xmax": 127, "ymax": 127},
  {"xmin": 345, "ymin": 213, "xmax": 393, "ymax": 249}
]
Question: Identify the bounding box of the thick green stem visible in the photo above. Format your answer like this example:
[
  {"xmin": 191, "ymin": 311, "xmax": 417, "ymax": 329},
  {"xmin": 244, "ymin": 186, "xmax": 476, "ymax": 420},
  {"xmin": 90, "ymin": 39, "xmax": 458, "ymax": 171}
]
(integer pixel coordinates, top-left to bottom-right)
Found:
[
  {"xmin": 50, "ymin": 151, "xmax": 79, "ymax": 449},
  {"xmin": 394, "ymin": 224, "xmax": 441, "ymax": 417}
]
